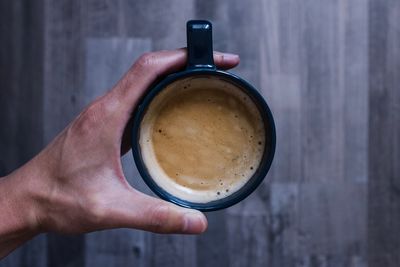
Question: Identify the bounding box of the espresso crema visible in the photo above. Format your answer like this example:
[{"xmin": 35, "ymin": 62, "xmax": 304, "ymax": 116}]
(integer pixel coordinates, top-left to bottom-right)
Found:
[{"xmin": 139, "ymin": 76, "xmax": 265, "ymax": 203}]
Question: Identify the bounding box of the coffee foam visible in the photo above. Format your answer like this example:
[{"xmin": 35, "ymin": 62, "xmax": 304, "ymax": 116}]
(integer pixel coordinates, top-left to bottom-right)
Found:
[{"xmin": 139, "ymin": 76, "xmax": 265, "ymax": 203}]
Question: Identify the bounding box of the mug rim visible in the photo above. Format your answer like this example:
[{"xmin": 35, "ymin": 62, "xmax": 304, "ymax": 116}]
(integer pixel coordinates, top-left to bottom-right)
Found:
[{"xmin": 131, "ymin": 68, "xmax": 276, "ymax": 211}]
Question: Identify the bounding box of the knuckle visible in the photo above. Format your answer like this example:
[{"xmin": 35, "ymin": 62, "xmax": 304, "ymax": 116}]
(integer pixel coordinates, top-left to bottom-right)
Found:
[
  {"xmin": 215, "ymin": 53, "xmax": 225, "ymax": 65},
  {"xmin": 73, "ymin": 102, "xmax": 103, "ymax": 136},
  {"xmin": 136, "ymin": 52, "xmax": 156, "ymax": 70},
  {"xmin": 148, "ymin": 205, "xmax": 171, "ymax": 232}
]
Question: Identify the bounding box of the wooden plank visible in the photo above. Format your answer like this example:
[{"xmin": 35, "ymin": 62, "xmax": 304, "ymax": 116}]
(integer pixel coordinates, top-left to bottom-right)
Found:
[
  {"xmin": 0, "ymin": 0, "xmax": 48, "ymax": 266},
  {"xmin": 269, "ymin": 183, "xmax": 299, "ymax": 267},
  {"xmin": 341, "ymin": 0, "xmax": 368, "ymax": 184},
  {"xmin": 86, "ymin": 0, "xmax": 120, "ymax": 37},
  {"xmin": 122, "ymin": 0, "xmax": 195, "ymax": 50},
  {"xmin": 0, "ymin": 0, "xmax": 45, "ymax": 178},
  {"xmin": 368, "ymin": 0, "xmax": 400, "ymax": 266},
  {"xmin": 42, "ymin": 1, "xmax": 87, "ymax": 266},
  {"xmin": 259, "ymin": 0, "xmax": 303, "ymax": 184},
  {"xmin": 297, "ymin": 1, "xmax": 368, "ymax": 266},
  {"xmin": 0, "ymin": 0, "xmax": 23, "ymax": 176},
  {"xmin": 260, "ymin": 74, "xmax": 302, "ymax": 183},
  {"xmin": 196, "ymin": 210, "xmax": 229, "ymax": 267},
  {"xmin": 226, "ymin": 195, "xmax": 270, "ymax": 267},
  {"xmin": 297, "ymin": 182, "xmax": 366, "ymax": 267},
  {"xmin": 258, "ymin": 19, "xmax": 302, "ymax": 267},
  {"xmin": 83, "ymin": 37, "xmax": 153, "ymax": 267},
  {"xmin": 300, "ymin": 0, "xmax": 344, "ymax": 183},
  {"xmin": 150, "ymin": 235, "xmax": 197, "ymax": 267},
  {"xmin": 225, "ymin": 0, "xmax": 262, "ymax": 87},
  {"xmin": 42, "ymin": 0, "xmax": 87, "ymax": 143},
  {"xmin": 260, "ymin": 0, "xmax": 368, "ymax": 266},
  {"xmin": 85, "ymin": 229, "xmax": 151, "ymax": 267}
]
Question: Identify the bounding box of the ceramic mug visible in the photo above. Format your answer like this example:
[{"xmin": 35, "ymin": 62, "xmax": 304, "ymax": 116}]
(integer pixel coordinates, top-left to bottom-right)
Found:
[{"xmin": 131, "ymin": 20, "xmax": 275, "ymax": 211}]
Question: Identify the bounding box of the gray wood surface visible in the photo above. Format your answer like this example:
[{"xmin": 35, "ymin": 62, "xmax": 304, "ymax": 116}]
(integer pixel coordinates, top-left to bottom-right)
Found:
[
  {"xmin": 1, "ymin": 0, "xmax": 399, "ymax": 267},
  {"xmin": 0, "ymin": 1, "xmax": 48, "ymax": 267},
  {"xmin": 368, "ymin": 0, "xmax": 400, "ymax": 266}
]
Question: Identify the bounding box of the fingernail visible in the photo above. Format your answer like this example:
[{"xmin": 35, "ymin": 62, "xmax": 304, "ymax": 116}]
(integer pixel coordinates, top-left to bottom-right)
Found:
[
  {"xmin": 222, "ymin": 53, "xmax": 239, "ymax": 60},
  {"xmin": 183, "ymin": 212, "xmax": 207, "ymax": 233}
]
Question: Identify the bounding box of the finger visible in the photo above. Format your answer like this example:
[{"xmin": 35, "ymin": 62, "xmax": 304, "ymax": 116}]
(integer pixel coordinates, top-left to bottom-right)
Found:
[
  {"xmin": 213, "ymin": 51, "xmax": 240, "ymax": 70},
  {"xmin": 106, "ymin": 189, "xmax": 208, "ymax": 234},
  {"xmin": 111, "ymin": 49, "xmax": 239, "ymax": 112}
]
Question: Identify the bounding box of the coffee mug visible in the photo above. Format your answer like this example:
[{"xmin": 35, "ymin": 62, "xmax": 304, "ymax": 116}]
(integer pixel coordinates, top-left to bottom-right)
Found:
[{"xmin": 131, "ymin": 20, "xmax": 276, "ymax": 211}]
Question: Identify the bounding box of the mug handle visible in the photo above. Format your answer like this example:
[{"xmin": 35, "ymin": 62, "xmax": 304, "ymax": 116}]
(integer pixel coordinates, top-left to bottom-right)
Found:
[{"xmin": 186, "ymin": 20, "xmax": 216, "ymax": 70}]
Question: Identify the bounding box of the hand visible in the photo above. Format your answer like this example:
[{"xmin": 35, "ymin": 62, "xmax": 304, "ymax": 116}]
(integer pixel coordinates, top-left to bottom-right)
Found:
[{"xmin": 0, "ymin": 49, "xmax": 239, "ymax": 257}]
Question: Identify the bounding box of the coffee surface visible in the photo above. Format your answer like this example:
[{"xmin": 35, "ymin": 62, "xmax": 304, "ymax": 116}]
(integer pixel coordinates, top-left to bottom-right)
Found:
[{"xmin": 139, "ymin": 77, "xmax": 265, "ymax": 203}]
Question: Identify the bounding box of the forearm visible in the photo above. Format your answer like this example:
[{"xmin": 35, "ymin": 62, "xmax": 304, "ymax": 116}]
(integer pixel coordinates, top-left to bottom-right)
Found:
[{"xmin": 0, "ymin": 161, "xmax": 45, "ymax": 259}]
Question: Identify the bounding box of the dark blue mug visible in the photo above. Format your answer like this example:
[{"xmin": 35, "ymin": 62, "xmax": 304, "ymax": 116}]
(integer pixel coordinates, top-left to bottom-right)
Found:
[{"xmin": 131, "ymin": 20, "xmax": 275, "ymax": 211}]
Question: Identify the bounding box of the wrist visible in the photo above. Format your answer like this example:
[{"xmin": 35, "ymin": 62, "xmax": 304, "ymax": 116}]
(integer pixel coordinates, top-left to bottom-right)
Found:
[{"xmin": 0, "ymin": 157, "xmax": 50, "ymax": 238}]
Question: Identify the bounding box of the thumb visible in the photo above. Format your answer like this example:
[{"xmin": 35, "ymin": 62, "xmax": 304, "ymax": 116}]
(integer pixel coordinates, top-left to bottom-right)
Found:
[{"xmin": 106, "ymin": 189, "xmax": 208, "ymax": 234}]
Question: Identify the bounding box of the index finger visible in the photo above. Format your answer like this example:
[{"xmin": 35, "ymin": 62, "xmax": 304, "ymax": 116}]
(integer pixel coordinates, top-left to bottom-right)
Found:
[{"xmin": 110, "ymin": 48, "xmax": 240, "ymax": 112}]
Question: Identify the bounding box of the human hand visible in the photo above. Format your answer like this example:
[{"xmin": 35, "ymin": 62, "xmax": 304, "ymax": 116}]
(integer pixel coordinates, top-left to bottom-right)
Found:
[{"xmin": 2, "ymin": 49, "xmax": 239, "ymax": 243}]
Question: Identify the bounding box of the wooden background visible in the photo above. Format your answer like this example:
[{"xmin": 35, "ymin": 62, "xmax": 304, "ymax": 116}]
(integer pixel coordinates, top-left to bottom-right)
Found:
[{"xmin": 1, "ymin": 0, "xmax": 399, "ymax": 266}]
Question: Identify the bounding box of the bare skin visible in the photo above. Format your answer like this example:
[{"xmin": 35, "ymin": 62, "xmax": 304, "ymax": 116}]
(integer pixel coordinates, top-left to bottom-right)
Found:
[{"xmin": 0, "ymin": 49, "xmax": 240, "ymax": 259}]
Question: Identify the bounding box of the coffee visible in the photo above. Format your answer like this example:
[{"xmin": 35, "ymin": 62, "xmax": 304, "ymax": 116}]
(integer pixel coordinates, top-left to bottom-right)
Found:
[{"xmin": 139, "ymin": 76, "xmax": 265, "ymax": 203}]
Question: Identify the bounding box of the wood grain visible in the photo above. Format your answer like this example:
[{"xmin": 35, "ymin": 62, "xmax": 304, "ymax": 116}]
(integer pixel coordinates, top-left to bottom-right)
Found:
[
  {"xmin": 368, "ymin": 0, "xmax": 400, "ymax": 266},
  {"xmin": 1, "ymin": 0, "xmax": 399, "ymax": 266},
  {"xmin": 0, "ymin": 0, "xmax": 47, "ymax": 266}
]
